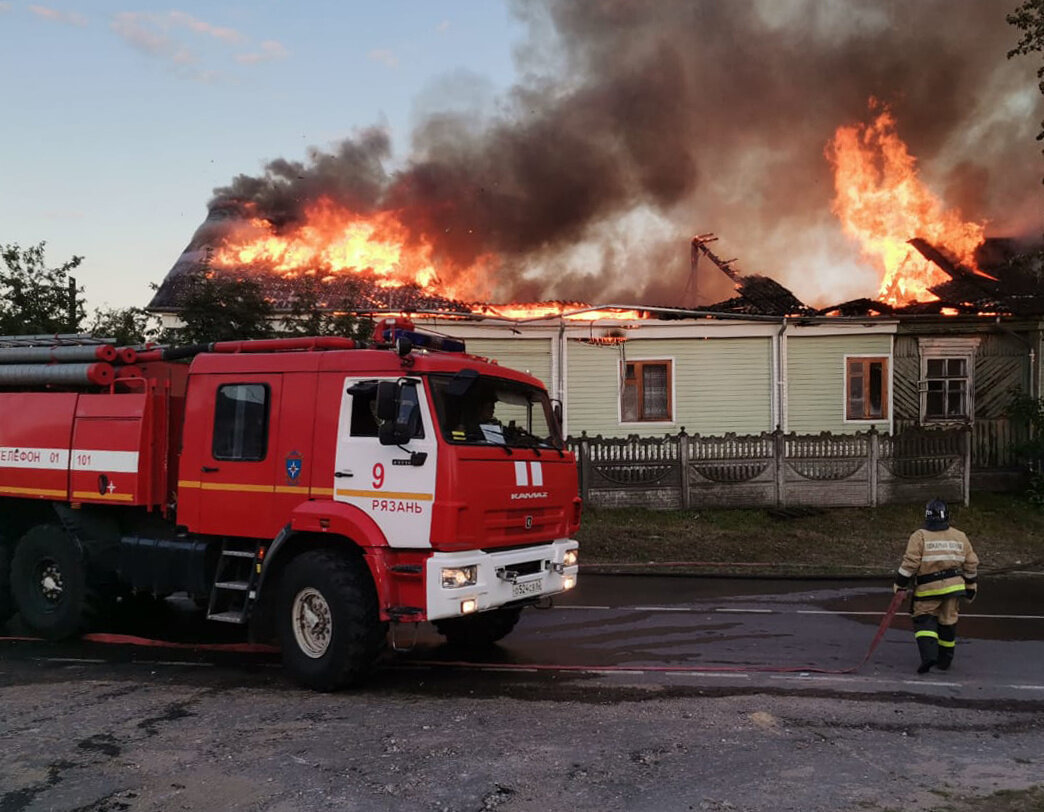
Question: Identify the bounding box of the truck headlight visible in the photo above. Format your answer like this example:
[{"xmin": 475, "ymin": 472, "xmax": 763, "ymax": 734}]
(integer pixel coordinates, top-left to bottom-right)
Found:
[
  {"xmin": 441, "ymin": 565, "xmax": 478, "ymax": 588},
  {"xmin": 562, "ymin": 575, "xmax": 577, "ymax": 591},
  {"xmin": 563, "ymin": 549, "xmax": 578, "ymax": 568}
]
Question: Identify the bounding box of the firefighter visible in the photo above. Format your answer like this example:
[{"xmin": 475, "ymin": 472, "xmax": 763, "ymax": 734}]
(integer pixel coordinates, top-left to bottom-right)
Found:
[{"xmin": 893, "ymin": 499, "xmax": 979, "ymax": 674}]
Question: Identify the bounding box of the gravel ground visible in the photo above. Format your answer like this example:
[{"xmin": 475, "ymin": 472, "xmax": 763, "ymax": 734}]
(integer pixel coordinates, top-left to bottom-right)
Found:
[{"xmin": 1, "ymin": 663, "xmax": 1043, "ymax": 812}]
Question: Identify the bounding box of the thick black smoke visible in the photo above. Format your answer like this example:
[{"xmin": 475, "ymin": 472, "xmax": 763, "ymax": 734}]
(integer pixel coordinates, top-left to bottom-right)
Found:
[{"xmin": 213, "ymin": 0, "xmax": 1042, "ymax": 308}]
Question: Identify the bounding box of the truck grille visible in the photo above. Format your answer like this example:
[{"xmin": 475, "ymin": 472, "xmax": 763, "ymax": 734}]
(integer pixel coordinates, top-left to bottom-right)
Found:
[{"xmin": 482, "ymin": 505, "xmax": 563, "ymax": 545}]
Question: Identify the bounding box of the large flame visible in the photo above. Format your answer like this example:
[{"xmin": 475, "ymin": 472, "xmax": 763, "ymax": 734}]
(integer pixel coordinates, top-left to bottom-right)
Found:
[
  {"xmin": 209, "ymin": 196, "xmax": 646, "ymax": 322},
  {"xmin": 211, "ymin": 197, "xmax": 496, "ymax": 301},
  {"xmin": 828, "ymin": 103, "xmax": 986, "ymax": 306}
]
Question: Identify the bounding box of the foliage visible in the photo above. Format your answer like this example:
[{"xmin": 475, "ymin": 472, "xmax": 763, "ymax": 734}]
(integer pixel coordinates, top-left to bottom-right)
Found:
[
  {"xmin": 159, "ymin": 273, "xmax": 274, "ymax": 344},
  {"xmin": 1007, "ymin": 389, "xmax": 1044, "ymax": 506},
  {"xmin": 278, "ymin": 277, "xmax": 374, "ymax": 342},
  {"xmin": 1007, "ymin": 389, "xmax": 1044, "ymax": 461},
  {"xmin": 0, "ymin": 242, "xmax": 85, "ymax": 335},
  {"xmin": 87, "ymin": 306, "xmax": 159, "ymax": 346},
  {"xmin": 1007, "ymin": 0, "xmax": 1044, "ymax": 163}
]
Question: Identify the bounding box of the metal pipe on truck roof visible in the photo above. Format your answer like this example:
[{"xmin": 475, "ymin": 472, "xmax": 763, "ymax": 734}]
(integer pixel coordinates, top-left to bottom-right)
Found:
[
  {"xmin": 0, "ymin": 362, "xmax": 115, "ymax": 387},
  {"xmin": 209, "ymin": 337, "xmax": 357, "ymax": 353},
  {"xmin": 0, "ymin": 345, "xmax": 118, "ymax": 364}
]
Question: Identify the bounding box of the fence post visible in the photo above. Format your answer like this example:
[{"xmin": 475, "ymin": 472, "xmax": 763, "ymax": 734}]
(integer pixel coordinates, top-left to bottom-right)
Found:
[
  {"xmin": 678, "ymin": 427, "xmax": 690, "ymax": 510},
  {"xmin": 869, "ymin": 426, "xmax": 879, "ymax": 507},
  {"xmin": 773, "ymin": 429, "xmax": 785, "ymax": 507},
  {"xmin": 579, "ymin": 432, "xmax": 591, "ymax": 504}
]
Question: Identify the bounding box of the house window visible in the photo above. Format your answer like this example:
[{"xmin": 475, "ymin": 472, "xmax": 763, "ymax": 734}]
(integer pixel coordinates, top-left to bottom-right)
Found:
[
  {"xmin": 622, "ymin": 360, "xmax": 672, "ymax": 422},
  {"xmin": 923, "ymin": 357, "xmax": 969, "ymax": 420},
  {"xmin": 212, "ymin": 383, "xmax": 269, "ymax": 461},
  {"xmin": 846, "ymin": 357, "xmax": 888, "ymax": 421}
]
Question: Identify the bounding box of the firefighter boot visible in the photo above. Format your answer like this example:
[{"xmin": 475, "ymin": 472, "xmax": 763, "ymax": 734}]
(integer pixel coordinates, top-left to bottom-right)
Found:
[
  {"xmin": 913, "ymin": 614, "xmax": 939, "ymax": 673},
  {"xmin": 936, "ymin": 623, "xmax": 956, "ymax": 671}
]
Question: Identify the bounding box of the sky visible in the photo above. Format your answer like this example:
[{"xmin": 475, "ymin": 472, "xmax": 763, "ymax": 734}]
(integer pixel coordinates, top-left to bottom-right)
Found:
[
  {"xmin": 0, "ymin": 0, "xmax": 521, "ymax": 311},
  {"xmin": 2, "ymin": 0, "xmax": 1042, "ymax": 314}
]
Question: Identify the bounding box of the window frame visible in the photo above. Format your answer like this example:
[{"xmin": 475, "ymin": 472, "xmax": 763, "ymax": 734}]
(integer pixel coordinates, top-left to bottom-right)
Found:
[
  {"xmin": 843, "ymin": 355, "xmax": 890, "ymax": 423},
  {"xmin": 920, "ymin": 354, "xmax": 973, "ymax": 423},
  {"xmin": 211, "ymin": 382, "xmax": 271, "ymax": 462},
  {"xmin": 915, "ymin": 337, "xmax": 979, "ymax": 426},
  {"xmin": 619, "ymin": 357, "xmax": 674, "ymax": 424}
]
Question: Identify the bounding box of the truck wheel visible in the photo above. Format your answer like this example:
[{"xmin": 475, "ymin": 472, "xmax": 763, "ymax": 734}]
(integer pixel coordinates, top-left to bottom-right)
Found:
[
  {"xmin": 10, "ymin": 525, "xmax": 98, "ymax": 639},
  {"xmin": 434, "ymin": 606, "xmax": 523, "ymax": 649},
  {"xmin": 276, "ymin": 549, "xmax": 385, "ymax": 692},
  {"xmin": 0, "ymin": 540, "xmax": 14, "ymax": 625}
]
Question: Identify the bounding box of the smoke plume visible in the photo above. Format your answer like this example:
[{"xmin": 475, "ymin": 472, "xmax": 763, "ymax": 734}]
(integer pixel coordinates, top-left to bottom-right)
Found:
[{"xmin": 213, "ymin": 0, "xmax": 1043, "ymax": 308}]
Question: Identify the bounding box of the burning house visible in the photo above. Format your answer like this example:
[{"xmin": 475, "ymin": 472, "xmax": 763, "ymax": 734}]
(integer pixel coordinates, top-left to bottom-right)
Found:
[{"xmin": 145, "ymin": 0, "xmax": 1042, "ymax": 498}]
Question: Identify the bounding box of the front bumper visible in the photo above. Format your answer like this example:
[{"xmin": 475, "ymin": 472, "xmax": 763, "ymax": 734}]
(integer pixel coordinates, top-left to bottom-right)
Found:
[{"xmin": 425, "ymin": 539, "xmax": 579, "ymax": 621}]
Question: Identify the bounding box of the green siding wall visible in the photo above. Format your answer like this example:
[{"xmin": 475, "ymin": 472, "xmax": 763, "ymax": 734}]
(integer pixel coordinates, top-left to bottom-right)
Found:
[
  {"xmin": 566, "ymin": 337, "xmax": 773, "ymax": 438},
  {"xmin": 463, "ymin": 338, "xmax": 552, "ymax": 387},
  {"xmin": 787, "ymin": 335, "xmax": 891, "ymax": 434}
]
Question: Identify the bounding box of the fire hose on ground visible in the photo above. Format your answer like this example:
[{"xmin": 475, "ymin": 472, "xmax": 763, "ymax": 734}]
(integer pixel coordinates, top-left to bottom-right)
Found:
[{"xmin": 0, "ymin": 591, "xmax": 909, "ymax": 675}]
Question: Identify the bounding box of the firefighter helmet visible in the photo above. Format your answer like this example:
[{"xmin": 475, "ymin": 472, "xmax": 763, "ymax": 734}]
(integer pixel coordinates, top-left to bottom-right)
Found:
[{"xmin": 924, "ymin": 498, "xmax": 949, "ymax": 530}]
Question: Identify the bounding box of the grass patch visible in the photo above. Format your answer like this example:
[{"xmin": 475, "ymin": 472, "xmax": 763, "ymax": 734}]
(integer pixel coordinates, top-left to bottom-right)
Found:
[
  {"xmin": 575, "ymin": 492, "xmax": 1044, "ymax": 576},
  {"xmin": 920, "ymin": 785, "xmax": 1044, "ymax": 812}
]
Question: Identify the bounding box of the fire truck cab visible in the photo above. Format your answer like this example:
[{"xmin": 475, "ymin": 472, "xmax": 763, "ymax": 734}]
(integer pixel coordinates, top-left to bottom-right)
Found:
[{"xmin": 0, "ymin": 323, "xmax": 581, "ymax": 690}]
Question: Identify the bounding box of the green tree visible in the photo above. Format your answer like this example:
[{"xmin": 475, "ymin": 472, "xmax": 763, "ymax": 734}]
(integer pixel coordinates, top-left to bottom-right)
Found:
[
  {"xmin": 279, "ymin": 276, "xmax": 373, "ymax": 342},
  {"xmin": 0, "ymin": 242, "xmax": 84, "ymax": 335},
  {"xmin": 1008, "ymin": 0, "xmax": 1044, "ymax": 165},
  {"xmin": 87, "ymin": 306, "xmax": 159, "ymax": 346},
  {"xmin": 160, "ymin": 273, "xmax": 274, "ymax": 344},
  {"xmin": 1008, "ymin": 389, "xmax": 1044, "ymax": 506}
]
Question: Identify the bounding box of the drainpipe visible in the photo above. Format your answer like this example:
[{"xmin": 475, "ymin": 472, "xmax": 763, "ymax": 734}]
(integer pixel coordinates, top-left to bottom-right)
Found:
[
  {"xmin": 556, "ymin": 320, "xmax": 567, "ymax": 433},
  {"xmin": 775, "ymin": 318, "xmax": 788, "ymax": 432}
]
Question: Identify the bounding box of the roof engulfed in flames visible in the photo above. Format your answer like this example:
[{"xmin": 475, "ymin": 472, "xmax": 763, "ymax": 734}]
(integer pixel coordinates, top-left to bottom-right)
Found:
[
  {"xmin": 148, "ymin": 102, "xmax": 1038, "ymax": 324},
  {"xmin": 147, "ymin": 199, "xmax": 651, "ymax": 322}
]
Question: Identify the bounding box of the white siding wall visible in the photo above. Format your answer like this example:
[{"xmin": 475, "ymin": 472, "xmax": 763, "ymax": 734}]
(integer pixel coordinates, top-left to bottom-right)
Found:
[
  {"xmin": 464, "ymin": 338, "xmax": 553, "ymax": 388},
  {"xmin": 787, "ymin": 334, "xmax": 892, "ymax": 434},
  {"xmin": 566, "ymin": 336, "xmax": 773, "ymax": 437}
]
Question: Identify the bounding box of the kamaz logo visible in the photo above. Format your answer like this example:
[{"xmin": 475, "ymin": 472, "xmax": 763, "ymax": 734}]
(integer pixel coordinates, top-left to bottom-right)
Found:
[{"xmin": 511, "ymin": 491, "xmax": 548, "ymax": 500}]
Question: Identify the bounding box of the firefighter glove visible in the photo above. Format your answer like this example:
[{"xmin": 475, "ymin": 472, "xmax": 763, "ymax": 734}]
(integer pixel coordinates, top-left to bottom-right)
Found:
[
  {"xmin": 965, "ymin": 587, "xmax": 977, "ymax": 602},
  {"xmin": 892, "ymin": 582, "xmax": 905, "ymax": 594}
]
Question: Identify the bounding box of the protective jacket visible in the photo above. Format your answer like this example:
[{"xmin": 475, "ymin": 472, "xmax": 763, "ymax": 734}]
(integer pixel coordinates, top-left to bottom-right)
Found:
[{"xmin": 895, "ymin": 527, "xmax": 979, "ymax": 609}]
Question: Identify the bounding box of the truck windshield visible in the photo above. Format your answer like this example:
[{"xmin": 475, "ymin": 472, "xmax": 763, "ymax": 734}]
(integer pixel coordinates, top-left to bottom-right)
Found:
[{"xmin": 429, "ymin": 372, "xmax": 562, "ymax": 449}]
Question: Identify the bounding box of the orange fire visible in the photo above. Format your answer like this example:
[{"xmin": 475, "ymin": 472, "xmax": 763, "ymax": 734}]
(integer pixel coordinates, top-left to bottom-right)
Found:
[
  {"xmin": 210, "ymin": 196, "xmax": 647, "ymax": 322},
  {"xmin": 473, "ymin": 302, "xmax": 647, "ymax": 321},
  {"xmin": 828, "ymin": 103, "xmax": 986, "ymax": 306},
  {"xmin": 211, "ymin": 197, "xmax": 495, "ymax": 301}
]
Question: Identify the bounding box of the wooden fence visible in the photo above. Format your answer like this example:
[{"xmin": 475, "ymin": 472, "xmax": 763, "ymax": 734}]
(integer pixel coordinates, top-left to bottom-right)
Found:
[{"xmin": 566, "ymin": 427, "xmax": 970, "ymax": 510}]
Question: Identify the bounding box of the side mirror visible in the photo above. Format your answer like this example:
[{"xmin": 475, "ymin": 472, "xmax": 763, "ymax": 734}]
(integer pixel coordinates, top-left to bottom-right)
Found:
[
  {"xmin": 378, "ymin": 381, "xmax": 422, "ymax": 446},
  {"xmin": 375, "ymin": 380, "xmax": 399, "ymax": 422}
]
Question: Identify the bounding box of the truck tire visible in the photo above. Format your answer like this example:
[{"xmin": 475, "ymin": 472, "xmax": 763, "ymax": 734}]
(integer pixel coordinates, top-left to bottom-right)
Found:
[
  {"xmin": 10, "ymin": 525, "xmax": 99, "ymax": 639},
  {"xmin": 276, "ymin": 549, "xmax": 385, "ymax": 692},
  {"xmin": 0, "ymin": 540, "xmax": 14, "ymax": 625},
  {"xmin": 434, "ymin": 606, "xmax": 523, "ymax": 649}
]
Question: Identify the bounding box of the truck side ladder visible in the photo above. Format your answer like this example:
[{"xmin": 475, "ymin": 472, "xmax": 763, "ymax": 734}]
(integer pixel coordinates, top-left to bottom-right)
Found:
[{"xmin": 206, "ymin": 539, "xmax": 261, "ymax": 624}]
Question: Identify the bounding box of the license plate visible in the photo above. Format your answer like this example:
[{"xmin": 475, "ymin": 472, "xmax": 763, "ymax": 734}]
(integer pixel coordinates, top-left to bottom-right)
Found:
[{"xmin": 512, "ymin": 579, "xmax": 543, "ymax": 598}]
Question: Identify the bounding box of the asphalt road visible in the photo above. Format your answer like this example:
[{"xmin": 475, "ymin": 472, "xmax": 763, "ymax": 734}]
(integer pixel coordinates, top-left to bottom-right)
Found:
[{"xmin": 2, "ymin": 573, "xmax": 1043, "ymax": 811}]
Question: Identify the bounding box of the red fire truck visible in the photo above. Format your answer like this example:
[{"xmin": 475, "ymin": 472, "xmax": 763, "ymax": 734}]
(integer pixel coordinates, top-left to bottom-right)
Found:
[{"xmin": 0, "ymin": 320, "xmax": 581, "ymax": 690}]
